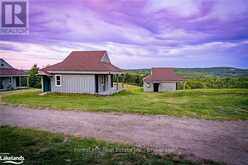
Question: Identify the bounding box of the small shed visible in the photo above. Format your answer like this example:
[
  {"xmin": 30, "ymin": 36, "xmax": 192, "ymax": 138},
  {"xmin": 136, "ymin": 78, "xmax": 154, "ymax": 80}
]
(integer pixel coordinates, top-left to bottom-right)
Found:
[{"xmin": 143, "ymin": 68, "xmax": 183, "ymax": 92}]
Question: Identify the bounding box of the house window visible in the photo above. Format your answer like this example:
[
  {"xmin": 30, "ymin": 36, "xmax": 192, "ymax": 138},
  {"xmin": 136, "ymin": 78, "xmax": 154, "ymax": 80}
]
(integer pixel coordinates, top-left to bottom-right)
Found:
[
  {"xmin": 55, "ymin": 75, "xmax": 62, "ymax": 86},
  {"xmin": 9, "ymin": 77, "xmax": 12, "ymax": 83}
]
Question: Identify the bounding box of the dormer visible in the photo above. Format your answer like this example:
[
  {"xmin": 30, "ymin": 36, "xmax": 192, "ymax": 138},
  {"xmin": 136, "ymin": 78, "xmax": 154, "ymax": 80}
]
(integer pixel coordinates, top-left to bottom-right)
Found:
[{"xmin": 100, "ymin": 53, "xmax": 111, "ymax": 63}]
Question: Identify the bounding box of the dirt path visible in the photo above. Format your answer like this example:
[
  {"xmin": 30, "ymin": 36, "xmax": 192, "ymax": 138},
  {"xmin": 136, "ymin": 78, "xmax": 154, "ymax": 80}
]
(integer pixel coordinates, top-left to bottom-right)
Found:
[{"xmin": 0, "ymin": 105, "xmax": 247, "ymax": 165}]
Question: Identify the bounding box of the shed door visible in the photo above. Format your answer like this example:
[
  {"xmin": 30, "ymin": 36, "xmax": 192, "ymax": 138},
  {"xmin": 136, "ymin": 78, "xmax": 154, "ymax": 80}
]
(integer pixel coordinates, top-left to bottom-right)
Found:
[
  {"xmin": 43, "ymin": 76, "xmax": 51, "ymax": 92},
  {"xmin": 153, "ymin": 83, "xmax": 159, "ymax": 92}
]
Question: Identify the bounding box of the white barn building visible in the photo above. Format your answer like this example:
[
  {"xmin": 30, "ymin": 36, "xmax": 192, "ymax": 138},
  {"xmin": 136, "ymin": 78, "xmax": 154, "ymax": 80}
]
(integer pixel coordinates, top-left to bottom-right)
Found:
[{"xmin": 143, "ymin": 68, "xmax": 183, "ymax": 92}]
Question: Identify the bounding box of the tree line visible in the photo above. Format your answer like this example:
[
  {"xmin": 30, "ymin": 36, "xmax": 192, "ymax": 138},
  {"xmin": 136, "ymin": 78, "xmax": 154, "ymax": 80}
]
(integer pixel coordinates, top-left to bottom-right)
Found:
[
  {"xmin": 177, "ymin": 77, "xmax": 248, "ymax": 89},
  {"xmin": 121, "ymin": 73, "xmax": 248, "ymax": 89}
]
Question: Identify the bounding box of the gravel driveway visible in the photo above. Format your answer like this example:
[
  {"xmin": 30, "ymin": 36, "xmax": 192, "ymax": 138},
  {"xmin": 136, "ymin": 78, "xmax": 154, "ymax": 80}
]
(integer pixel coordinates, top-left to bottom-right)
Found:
[{"xmin": 0, "ymin": 105, "xmax": 247, "ymax": 165}]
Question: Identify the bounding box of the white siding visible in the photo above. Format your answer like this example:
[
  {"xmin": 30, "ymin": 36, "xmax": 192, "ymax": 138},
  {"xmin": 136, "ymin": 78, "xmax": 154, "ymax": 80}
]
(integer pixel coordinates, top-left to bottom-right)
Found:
[
  {"xmin": 159, "ymin": 82, "xmax": 176, "ymax": 91},
  {"xmin": 143, "ymin": 82, "xmax": 153, "ymax": 92},
  {"xmin": 41, "ymin": 76, "xmax": 44, "ymax": 92},
  {"xmin": 143, "ymin": 81, "xmax": 177, "ymax": 92},
  {"xmin": 100, "ymin": 54, "xmax": 110, "ymax": 63},
  {"xmin": 0, "ymin": 59, "xmax": 12, "ymax": 69},
  {"xmin": 107, "ymin": 75, "xmax": 111, "ymax": 89},
  {"xmin": 1, "ymin": 77, "xmax": 16, "ymax": 89},
  {"xmin": 51, "ymin": 74, "xmax": 95, "ymax": 94}
]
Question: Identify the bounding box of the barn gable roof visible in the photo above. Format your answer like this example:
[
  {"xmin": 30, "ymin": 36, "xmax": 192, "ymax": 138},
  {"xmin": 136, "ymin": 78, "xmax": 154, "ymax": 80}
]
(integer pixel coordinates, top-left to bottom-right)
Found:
[{"xmin": 144, "ymin": 68, "xmax": 183, "ymax": 82}]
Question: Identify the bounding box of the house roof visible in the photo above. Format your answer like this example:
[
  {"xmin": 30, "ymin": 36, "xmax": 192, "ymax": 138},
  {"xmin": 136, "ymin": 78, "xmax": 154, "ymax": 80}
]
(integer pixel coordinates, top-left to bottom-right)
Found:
[
  {"xmin": 144, "ymin": 68, "xmax": 183, "ymax": 82},
  {"xmin": 40, "ymin": 51, "xmax": 122, "ymax": 73},
  {"xmin": 0, "ymin": 59, "xmax": 27, "ymax": 76},
  {"xmin": 0, "ymin": 68, "xmax": 26, "ymax": 76}
]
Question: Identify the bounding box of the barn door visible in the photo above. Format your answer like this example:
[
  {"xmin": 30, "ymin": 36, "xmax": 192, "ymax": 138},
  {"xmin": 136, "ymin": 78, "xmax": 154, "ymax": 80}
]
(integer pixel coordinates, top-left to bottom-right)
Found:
[{"xmin": 153, "ymin": 83, "xmax": 159, "ymax": 92}]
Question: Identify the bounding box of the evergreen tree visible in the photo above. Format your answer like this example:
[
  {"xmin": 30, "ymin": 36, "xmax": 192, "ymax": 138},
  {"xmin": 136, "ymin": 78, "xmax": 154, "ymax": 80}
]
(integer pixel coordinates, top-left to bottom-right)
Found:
[{"xmin": 28, "ymin": 64, "xmax": 41, "ymax": 88}]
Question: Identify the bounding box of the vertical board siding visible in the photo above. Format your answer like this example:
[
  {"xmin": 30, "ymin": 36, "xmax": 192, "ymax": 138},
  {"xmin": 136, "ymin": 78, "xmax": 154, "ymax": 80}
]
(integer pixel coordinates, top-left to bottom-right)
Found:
[
  {"xmin": 0, "ymin": 59, "xmax": 12, "ymax": 69},
  {"xmin": 1, "ymin": 77, "xmax": 16, "ymax": 89},
  {"xmin": 51, "ymin": 74, "xmax": 95, "ymax": 94},
  {"xmin": 143, "ymin": 82, "xmax": 153, "ymax": 92},
  {"xmin": 159, "ymin": 82, "xmax": 176, "ymax": 91},
  {"xmin": 107, "ymin": 75, "xmax": 111, "ymax": 89},
  {"xmin": 144, "ymin": 82, "xmax": 177, "ymax": 92}
]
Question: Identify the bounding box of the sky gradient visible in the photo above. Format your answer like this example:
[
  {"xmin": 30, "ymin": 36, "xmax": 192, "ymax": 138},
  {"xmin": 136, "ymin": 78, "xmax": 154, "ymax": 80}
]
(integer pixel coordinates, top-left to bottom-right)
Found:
[{"xmin": 0, "ymin": 0, "xmax": 248, "ymax": 69}]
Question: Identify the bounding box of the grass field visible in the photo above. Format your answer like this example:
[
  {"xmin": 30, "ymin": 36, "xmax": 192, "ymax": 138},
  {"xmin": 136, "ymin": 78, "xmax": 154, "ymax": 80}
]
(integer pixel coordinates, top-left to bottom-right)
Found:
[
  {"xmin": 1, "ymin": 86, "xmax": 248, "ymax": 120},
  {"xmin": 0, "ymin": 126, "xmax": 219, "ymax": 165}
]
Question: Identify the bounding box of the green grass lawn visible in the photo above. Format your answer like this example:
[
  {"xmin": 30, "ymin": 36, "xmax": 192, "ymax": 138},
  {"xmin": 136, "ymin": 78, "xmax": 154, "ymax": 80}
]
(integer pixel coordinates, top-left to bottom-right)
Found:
[
  {"xmin": 1, "ymin": 85, "xmax": 248, "ymax": 120},
  {"xmin": 0, "ymin": 126, "xmax": 219, "ymax": 165}
]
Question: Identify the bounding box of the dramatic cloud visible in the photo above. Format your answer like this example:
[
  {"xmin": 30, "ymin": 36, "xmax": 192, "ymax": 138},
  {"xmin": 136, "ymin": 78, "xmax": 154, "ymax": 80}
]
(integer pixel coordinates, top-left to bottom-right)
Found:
[{"xmin": 0, "ymin": 0, "xmax": 248, "ymax": 69}]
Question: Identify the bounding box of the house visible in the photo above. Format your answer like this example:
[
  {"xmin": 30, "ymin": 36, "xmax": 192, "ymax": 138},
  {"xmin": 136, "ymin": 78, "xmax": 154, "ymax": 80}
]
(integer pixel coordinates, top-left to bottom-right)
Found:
[
  {"xmin": 39, "ymin": 51, "xmax": 123, "ymax": 95},
  {"xmin": 143, "ymin": 68, "xmax": 183, "ymax": 92},
  {"xmin": 0, "ymin": 59, "xmax": 28, "ymax": 90}
]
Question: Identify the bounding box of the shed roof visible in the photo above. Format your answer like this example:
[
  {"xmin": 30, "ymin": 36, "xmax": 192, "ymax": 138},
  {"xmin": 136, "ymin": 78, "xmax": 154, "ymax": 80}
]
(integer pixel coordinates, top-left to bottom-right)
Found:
[
  {"xmin": 40, "ymin": 51, "xmax": 121, "ymax": 73},
  {"xmin": 0, "ymin": 68, "xmax": 26, "ymax": 76},
  {"xmin": 144, "ymin": 68, "xmax": 183, "ymax": 82}
]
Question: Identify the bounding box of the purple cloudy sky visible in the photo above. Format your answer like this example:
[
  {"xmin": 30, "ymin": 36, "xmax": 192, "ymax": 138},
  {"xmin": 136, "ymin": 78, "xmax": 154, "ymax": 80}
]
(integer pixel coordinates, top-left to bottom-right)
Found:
[{"xmin": 1, "ymin": 0, "xmax": 248, "ymax": 69}]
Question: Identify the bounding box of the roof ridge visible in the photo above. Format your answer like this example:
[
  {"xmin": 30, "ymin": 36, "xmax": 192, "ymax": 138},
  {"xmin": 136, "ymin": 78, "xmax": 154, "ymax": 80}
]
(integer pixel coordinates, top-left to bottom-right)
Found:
[
  {"xmin": 152, "ymin": 67, "xmax": 174, "ymax": 69},
  {"xmin": 70, "ymin": 50, "xmax": 107, "ymax": 53}
]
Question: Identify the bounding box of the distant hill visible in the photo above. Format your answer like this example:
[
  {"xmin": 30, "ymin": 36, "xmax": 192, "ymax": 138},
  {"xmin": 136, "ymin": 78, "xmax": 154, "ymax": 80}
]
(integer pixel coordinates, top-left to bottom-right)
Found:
[{"xmin": 125, "ymin": 67, "xmax": 248, "ymax": 79}]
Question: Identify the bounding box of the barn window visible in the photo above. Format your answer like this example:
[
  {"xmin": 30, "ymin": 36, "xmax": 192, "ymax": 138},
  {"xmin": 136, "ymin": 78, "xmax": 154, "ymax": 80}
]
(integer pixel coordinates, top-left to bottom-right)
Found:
[{"xmin": 55, "ymin": 75, "xmax": 62, "ymax": 86}]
